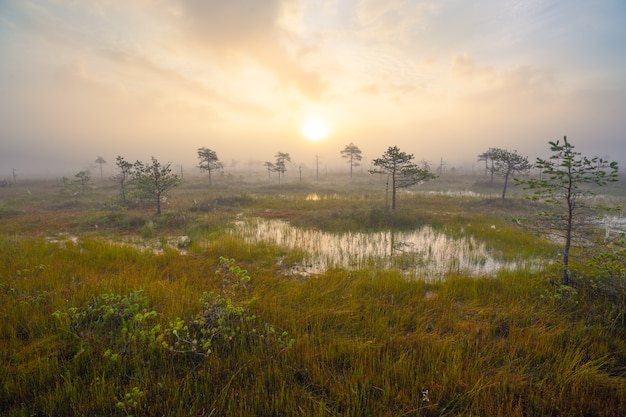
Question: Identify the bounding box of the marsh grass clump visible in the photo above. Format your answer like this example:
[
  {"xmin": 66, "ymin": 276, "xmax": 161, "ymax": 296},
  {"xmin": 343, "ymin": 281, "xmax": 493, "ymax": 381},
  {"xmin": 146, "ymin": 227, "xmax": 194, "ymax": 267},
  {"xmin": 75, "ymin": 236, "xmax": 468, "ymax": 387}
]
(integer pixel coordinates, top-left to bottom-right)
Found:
[
  {"xmin": 2, "ymin": 236, "xmax": 626, "ymax": 416},
  {"xmin": 98, "ymin": 212, "xmax": 148, "ymax": 231},
  {"xmin": 19, "ymin": 254, "xmax": 294, "ymax": 416},
  {"xmin": 0, "ymin": 206, "xmax": 20, "ymax": 218}
]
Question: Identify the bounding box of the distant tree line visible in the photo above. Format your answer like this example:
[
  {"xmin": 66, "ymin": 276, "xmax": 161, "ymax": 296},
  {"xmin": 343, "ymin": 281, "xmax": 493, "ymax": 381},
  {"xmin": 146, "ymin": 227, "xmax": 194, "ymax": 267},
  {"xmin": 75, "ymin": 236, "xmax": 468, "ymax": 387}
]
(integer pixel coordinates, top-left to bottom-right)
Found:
[
  {"xmin": 62, "ymin": 136, "xmax": 621, "ymax": 289},
  {"xmin": 64, "ymin": 137, "xmax": 618, "ymax": 241}
]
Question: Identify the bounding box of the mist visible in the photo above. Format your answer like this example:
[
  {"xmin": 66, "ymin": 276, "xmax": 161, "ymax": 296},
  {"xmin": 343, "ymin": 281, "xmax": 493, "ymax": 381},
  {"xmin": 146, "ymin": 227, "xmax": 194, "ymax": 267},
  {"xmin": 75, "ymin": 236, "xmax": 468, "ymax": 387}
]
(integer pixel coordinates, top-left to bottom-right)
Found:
[{"xmin": 1, "ymin": 0, "xmax": 625, "ymax": 179}]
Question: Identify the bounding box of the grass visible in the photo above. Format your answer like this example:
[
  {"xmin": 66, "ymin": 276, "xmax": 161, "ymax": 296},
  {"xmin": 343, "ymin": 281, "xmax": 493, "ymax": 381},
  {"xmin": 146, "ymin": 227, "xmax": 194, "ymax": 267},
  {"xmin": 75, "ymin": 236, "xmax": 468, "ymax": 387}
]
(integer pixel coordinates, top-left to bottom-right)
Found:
[{"xmin": 1, "ymin": 172, "xmax": 625, "ymax": 416}]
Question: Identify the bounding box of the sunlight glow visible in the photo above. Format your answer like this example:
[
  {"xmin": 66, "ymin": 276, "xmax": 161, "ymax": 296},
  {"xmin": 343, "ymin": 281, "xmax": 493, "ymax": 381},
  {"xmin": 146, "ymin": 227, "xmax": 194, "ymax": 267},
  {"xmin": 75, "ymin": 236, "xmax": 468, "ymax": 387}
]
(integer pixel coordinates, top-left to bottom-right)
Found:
[{"xmin": 301, "ymin": 117, "xmax": 329, "ymax": 141}]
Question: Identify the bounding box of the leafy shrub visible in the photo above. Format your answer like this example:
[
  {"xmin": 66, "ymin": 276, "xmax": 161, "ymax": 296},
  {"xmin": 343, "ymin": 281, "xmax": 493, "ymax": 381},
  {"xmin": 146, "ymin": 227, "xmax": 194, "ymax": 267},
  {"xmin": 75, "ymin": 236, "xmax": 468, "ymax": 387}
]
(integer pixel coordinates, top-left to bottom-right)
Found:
[
  {"xmin": 53, "ymin": 258, "xmax": 293, "ymax": 362},
  {"xmin": 160, "ymin": 291, "xmax": 251, "ymax": 356},
  {"xmin": 160, "ymin": 257, "xmax": 293, "ymax": 357},
  {"xmin": 53, "ymin": 289, "xmax": 159, "ymax": 357}
]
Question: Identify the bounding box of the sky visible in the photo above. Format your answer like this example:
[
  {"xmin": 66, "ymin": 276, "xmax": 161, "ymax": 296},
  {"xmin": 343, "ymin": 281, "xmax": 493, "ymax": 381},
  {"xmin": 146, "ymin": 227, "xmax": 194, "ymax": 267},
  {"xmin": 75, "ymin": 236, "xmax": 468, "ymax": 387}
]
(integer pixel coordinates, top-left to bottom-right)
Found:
[{"xmin": 1, "ymin": 0, "xmax": 625, "ymax": 178}]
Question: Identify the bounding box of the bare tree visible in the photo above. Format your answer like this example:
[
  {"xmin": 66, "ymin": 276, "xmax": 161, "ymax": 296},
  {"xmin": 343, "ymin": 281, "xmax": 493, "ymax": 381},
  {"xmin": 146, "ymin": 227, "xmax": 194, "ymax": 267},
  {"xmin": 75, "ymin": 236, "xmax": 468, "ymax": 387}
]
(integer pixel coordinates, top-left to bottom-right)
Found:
[
  {"xmin": 340, "ymin": 143, "xmax": 363, "ymax": 178},
  {"xmin": 370, "ymin": 146, "xmax": 437, "ymax": 210},
  {"xmin": 95, "ymin": 156, "xmax": 106, "ymax": 178}
]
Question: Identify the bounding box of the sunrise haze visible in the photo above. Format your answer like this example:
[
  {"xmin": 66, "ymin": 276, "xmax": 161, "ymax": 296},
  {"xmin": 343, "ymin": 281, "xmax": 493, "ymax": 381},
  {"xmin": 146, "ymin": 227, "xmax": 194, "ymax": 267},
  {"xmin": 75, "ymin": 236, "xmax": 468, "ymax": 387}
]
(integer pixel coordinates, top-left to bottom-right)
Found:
[{"xmin": 1, "ymin": 0, "xmax": 625, "ymax": 178}]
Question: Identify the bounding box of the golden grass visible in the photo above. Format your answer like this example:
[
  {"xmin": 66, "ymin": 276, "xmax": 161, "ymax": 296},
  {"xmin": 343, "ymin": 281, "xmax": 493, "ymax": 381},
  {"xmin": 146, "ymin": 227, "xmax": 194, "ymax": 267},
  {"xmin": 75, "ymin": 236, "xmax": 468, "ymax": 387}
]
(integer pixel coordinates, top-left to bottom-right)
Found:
[{"xmin": 1, "ymin": 174, "xmax": 625, "ymax": 416}]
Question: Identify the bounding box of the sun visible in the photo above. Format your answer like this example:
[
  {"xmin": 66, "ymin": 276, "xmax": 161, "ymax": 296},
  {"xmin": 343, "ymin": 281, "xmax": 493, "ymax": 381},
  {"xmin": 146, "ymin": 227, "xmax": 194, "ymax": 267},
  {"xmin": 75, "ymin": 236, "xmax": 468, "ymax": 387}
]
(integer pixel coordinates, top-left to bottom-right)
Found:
[{"xmin": 301, "ymin": 117, "xmax": 329, "ymax": 141}]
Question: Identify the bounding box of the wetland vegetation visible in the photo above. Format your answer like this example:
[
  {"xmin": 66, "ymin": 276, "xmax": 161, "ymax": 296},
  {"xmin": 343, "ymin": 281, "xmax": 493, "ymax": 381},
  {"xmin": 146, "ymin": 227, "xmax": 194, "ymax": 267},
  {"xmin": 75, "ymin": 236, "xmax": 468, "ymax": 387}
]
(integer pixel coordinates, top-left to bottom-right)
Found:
[{"xmin": 1, "ymin": 171, "xmax": 625, "ymax": 416}]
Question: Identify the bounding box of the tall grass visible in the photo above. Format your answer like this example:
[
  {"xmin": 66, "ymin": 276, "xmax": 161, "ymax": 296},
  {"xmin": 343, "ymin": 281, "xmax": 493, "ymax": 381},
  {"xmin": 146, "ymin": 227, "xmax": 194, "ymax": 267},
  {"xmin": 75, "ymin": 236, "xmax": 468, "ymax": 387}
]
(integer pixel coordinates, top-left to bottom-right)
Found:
[
  {"xmin": 1, "ymin": 175, "xmax": 625, "ymax": 415},
  {"xmin": 2, "ymin": 235, "xmax": 625, "ymax": 415}
]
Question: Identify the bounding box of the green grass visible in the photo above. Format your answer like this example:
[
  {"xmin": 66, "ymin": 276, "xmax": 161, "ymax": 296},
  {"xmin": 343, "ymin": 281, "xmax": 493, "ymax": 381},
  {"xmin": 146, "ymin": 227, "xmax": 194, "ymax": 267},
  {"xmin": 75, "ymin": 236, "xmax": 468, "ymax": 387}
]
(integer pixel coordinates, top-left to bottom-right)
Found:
[{"xmin": 1, "ymin": 173, "xmax": 625, "ymax": 416}]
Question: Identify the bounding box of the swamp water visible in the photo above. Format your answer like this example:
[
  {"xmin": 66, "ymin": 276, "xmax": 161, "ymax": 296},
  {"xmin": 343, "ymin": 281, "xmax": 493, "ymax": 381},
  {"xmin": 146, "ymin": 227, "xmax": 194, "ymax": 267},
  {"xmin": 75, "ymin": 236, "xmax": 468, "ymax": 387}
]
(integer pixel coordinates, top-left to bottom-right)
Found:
[{"xmin": 230, "ymin": 217, "xmax": 539, "ymax": 279}]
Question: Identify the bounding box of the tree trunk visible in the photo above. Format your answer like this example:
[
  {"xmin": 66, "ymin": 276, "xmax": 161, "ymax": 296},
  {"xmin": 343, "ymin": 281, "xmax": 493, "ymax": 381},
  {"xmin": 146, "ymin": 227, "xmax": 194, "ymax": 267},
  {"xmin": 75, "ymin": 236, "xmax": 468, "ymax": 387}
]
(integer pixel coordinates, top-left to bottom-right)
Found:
[
  {"xmin": 385, "ymin": 176, "xmax": 389, "ymax": 209},
  {"xmin": 563, "ymin": 229, "xmax": 572, "ymax": 285},
  {"xmin": 501, "ymin": 173, "xmax": 509, "ymax": 200},
  {"xmin": 562, "ymin": 197, "xmax": 574, "ymax": 285},
  {"xmin": 391, "ymin": 173, "xmax": 397, "ymax": 211}
]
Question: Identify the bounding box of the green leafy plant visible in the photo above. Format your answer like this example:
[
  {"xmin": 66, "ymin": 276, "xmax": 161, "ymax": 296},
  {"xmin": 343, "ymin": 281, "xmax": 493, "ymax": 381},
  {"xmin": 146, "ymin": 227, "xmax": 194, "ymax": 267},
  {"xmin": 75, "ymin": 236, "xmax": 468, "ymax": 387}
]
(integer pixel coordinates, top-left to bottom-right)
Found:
[
  {"xmin": 216, "ymin": 256, "xmax": 251, "ymax": 296},
  {"xmin": 54, "ymin": 289, "xmax": 159, "ymax": 356},
  {"xmin": 115, "ymin": 386, "xmax": 145, "ymax": 417},
  {"xmin": 160, "ymin": 257, "xmax": 293, "ymax": 357},
  {"xmin": 160, "ymin": 291, "xmax": 250, "ymax": 356}
]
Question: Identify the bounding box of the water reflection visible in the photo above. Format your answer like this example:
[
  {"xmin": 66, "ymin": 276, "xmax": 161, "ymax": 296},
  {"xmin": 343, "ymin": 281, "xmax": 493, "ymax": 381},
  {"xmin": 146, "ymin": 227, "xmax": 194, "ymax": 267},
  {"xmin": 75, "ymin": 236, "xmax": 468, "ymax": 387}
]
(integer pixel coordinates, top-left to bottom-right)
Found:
[
  {"xmin": 230, "ymin": 218, "xmax": 537, "ymax": 278},
  {"xmin": 601, "ymin": 215, "xmax": 626, "ymax": 238},
  {"xmin": 305, "ymin": 193, "xmax": 339, "ymax": 201}
]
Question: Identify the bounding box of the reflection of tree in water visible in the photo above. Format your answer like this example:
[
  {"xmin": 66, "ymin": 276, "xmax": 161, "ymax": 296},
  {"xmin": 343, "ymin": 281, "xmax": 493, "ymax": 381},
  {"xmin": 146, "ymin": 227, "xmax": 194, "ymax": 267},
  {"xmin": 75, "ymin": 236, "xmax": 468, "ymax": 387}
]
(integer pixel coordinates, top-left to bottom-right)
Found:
[{"xmin": 390, "ymin": 230, "xmax": 415, "ymax": 255}]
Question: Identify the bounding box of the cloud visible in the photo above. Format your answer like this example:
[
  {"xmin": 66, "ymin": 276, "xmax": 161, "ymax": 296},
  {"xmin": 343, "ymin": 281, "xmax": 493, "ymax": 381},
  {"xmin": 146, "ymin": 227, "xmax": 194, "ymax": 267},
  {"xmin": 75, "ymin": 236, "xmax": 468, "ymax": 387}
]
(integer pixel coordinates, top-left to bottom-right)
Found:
[
  {"xmin": 451, "ymin": 53, "xmax": 496, "ymax": 81},
  {"xmin": 451, "ymin": 53, "xmax": 556, "ymax": 101},
  {"xmin": 361, "ymin": 84, "xmax": 379, "ymax": 95},
  {"xmin": 355, "ymin": 0, "xmax": 439, "ymax": 43},
  {"xmin": 360, "ymin": 79, "xmax": 430, "ymax": 105},
  {"xmin": 170, "ymin": 0, "xmax": 328, "ymax": 100},
  {"xmin": 100, "ymin": 49, "xmax": 271, "ymax": 117},
  {"xmin": 176, "ymin": 0, "xmax": 284, "ymax": 47},
  {"xmin": 1, "ymin": 0, "xmax": 625, "ymax": 175},
  {"xmin": 5, "ymin": 1, "xmax": 82, "ymax": 48}
]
